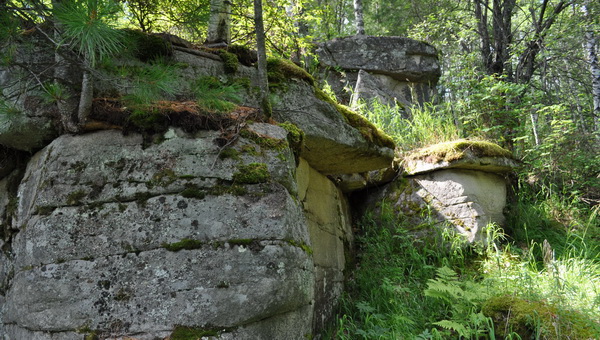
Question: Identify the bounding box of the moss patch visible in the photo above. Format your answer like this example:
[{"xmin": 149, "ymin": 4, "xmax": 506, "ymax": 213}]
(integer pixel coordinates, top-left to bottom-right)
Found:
[
  {"xmin": 233, "ymin": 163, "xmax": 270, "ymax": 184},
  {"xmin": 482, "ymin": 295, "xmax": 600, "ymax": 339},
  {"xmin": 240, "ymin": 129, "xmax": 288, "ymax": 150},
  {"xmin": 218, "ymin": 50, "xmax": 239, "ymax": 74},
  {"xmin": 162, "ymin": 238, "xmax": 203, "ymax": 252},
  {"xmin": 278, "ymin": 121, "xmax": 304, "ymax": 155},
  {"xmin": 123, "ymin": 29, "xmax": 173, "ymax": 63},
  {"xmin": 407, "ymin": 139, "xmax": 512, "ymax": 163},
  {"xmin": 171, "ymin": 326, "xmax": 223, "ymax": 339},
  {"xmin": 66, "ymin": 190, "xmax": 86, "ymax": 205},
  {"xmin": 314, "ymin": 87, "xmax": 395, "ymax": 149},
  {"xmin": 267, "ymin": 58, "xmax": 315, "ymax": 86},
  {"xmin": 218, "ymin": 147, "xmax": 241, "ymax": 160}
]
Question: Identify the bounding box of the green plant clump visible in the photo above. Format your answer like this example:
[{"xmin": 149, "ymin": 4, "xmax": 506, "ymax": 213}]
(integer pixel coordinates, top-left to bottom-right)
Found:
[
  {"xmin": 124, "ymin": 29, "xmax": 173, "ymax": 63},
  {"xmin": 162, "ymin": 238, "xmax": 203, "ymax": 252},
  {"xmin": 233, "ymin": 163, "xmax": 271, "ymax": 184}
]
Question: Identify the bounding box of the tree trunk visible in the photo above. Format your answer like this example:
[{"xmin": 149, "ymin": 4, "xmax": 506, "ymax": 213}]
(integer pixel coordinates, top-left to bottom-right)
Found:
[
  {"xmin": 254, "ymin": 0, "xmax": 270, "ymax": 118},
  {"xmin": 584, "ymin": 1, "xmax": 600, "ymax": 134},
  {"xmin": 206, "ymin": 0, "xmax": 231, "ymax": 45},
  {"xmin": 354, "ymin": 0, "xmax": 365, "ymax": 35}
]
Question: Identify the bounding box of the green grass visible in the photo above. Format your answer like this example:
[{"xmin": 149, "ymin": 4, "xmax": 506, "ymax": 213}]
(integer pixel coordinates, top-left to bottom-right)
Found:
[{"xmin": 327, "ymin": 197, "xmax": 600, "ymax": 339}]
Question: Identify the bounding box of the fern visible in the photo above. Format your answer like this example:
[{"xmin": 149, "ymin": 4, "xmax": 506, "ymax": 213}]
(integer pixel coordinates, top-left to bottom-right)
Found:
[{"xmin": 433, "ymin": 320, "xmax": 469, "ymax": 338}]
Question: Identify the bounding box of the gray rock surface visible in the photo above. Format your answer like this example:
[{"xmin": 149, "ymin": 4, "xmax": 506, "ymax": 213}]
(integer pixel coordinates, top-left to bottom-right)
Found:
[
  {"xmin": 2, "ymin": 129, "xmax": 317, "ymax": 339},
  {"xmin": 317, "ymin": 36, "xmax": 440, "ymax": 82},
  {"xmin": 368, "ymin": 168, "xmax": 510, "ymax": 242},
  {"xmin": 316, "ymin": 35, "xmax": 440, "ymax": 109},
  {"xmin": 273, "ymin": 81, "xmax": 394, "ymax": 174}
]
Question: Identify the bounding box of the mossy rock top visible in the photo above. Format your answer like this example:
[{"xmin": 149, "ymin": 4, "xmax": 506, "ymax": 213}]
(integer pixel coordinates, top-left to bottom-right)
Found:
[{"xmin": 404, "ymin": 139, "xmax": 517, "ymax": 175}]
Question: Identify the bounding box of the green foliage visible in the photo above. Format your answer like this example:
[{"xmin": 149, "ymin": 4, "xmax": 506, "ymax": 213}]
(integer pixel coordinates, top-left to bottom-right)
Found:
[
  {"xmin": 40, "ymin": 83, "xmax": 69, "ymax": 104},
  {"xmin": 192, "ymin": 76, "xmax": 242, "ymax": 113},
  {"xmin": 0, "ymin": 98, "xmax": 21, "ymax": 120},
  {"xmin": 54, "ymin": 0, "xmax": 125, "ymax": 66},
  {"xmin": 357, "ymin": 99, "xmax": 460, "ymax": 153},
  {"xmin": 329, "ymin": 199, "xmax": 600, "ymax": 339}
]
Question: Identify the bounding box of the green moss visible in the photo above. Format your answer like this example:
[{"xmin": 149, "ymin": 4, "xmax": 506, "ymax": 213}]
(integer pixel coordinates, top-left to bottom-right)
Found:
[
  {"xmin": 407, "ymin": 139, "xmax": 513, "ymax": 163},
  {"xmin": 286, "ymin": 239, "xmax": 313, "ymax": 255},
  {"xmin": 482, "ymin": 295, "xmax": 600, "ymax": 339},
  {"xmin": 66, "ymin": 190, "xmax": 86, "ymax": 205},
  {"xmin": 124, "ymin": 29, "xmax": 173, "ymax": 63},
  {"xmin": 218, "ymin": 147, "xmax": 241, "ymax": 160},
  {"xmin": 128, "ymin": 109, "xmax": 168, "ymax": 132},
  {"xmin": 162, "ymin": 238, "xmax": 203, "ymax": 252},
  {"xmin": 218, "ymin": 50, "xmax": 239, "ymax": 74},
  {"xmin": 240, "ymin": 129, "xmax": 288, "ymax": 150},
  {"xmin": 149, "ymin": 168, "xmax": 177, "ymax": 187},
  {"xmin": 267, "ymin": 57, "xmax": 315, "ymax": 86},
  {"xmin": 314, "ymin": 87, "xmax": 395, "ymax": 149},
  {"xmin": 180, "ymin": 186, "xmax": 206, "ymax": 199},
  {"xmin": 228, "ymin": 239, "xmax": 253, "ymax": 246},
  {"xmin": 227, "ymin": 44, "xmax": 257, "ymax": 66},
  {"xmin": 70, "ymin": 161, "xmax": 87, "ymax": 173},
  {"xmin": 171, "ymin": 326, "xmax": 221, "ymax": 339},
  {"xmin": 233, "ymin": 163, "xmax": 270, "ymax": 184},
  {"xmin": 241, "ymin": 144, "xmax": 260, "ymax": 156},
  {"xmin": 34, "ymin": 205, "xmax": 56, "ymax": 216},
  {"xmin": 278, "ymin": 121, "xmax": 304, "ymax": 154}
]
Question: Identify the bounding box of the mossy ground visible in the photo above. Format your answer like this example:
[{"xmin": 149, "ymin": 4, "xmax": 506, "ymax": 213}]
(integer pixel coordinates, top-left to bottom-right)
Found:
[
  {"xmin": 482, "ymin": 295, "xmax": 600, "ymax": 339},
  {"xmin": 406, "ymin": 139, "xmax": 512, "ymax": 163}
]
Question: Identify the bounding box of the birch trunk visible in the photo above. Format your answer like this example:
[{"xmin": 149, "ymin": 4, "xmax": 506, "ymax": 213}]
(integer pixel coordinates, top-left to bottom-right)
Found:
[
  {"xmin": 206, "ymin": 0, "xmax": 231, "ymax": 45},
  {"xmin": 584, "ymin": 1, "xmax": 600, "ymax": 134},
  {"xmin": 354, "ymin": 0, "xmax": 365, "ymax": 35}
]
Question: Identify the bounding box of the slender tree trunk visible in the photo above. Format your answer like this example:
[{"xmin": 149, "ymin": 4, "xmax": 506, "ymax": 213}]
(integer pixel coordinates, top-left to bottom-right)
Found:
[
  {"xmin": 77, "ymin": 66, "xmax": 93, "ymax": 128},
  {"xmin": 584, "ymin": 1, "xmax": 600, "ymax": 134},
  {"xmin": 254, "ymin": 0, "xmax": 270, "ymax": 118},
  {"xmin": 354, "ymin": 0, "xmax": 365, "ymax": 35},
  {"xmin": 206, "ymin": 0, "xmax": 231, "ymax": 45}
]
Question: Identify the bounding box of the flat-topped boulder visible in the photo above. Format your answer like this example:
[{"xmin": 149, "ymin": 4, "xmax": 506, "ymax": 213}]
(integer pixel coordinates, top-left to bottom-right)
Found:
[
  {"xmin": 317, "ymin": 36, "xmax": 440, "ymax": 82},
  {"xmin": 316, "ymin": 36, "xmax": 441, "ymax": 108},
  {"xmin": 404, "ymin": 140, "xmax": 519, "ymax": 175},
  {"xmin": 365, "ymin": 140, "xmax": 516, "ymax": 242}
]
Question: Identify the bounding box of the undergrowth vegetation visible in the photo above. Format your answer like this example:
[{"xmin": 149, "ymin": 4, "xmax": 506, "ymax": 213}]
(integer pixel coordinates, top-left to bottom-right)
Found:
[{"xmin": 330, "ymin": 93, "xmax": 599, "ymax": 339}]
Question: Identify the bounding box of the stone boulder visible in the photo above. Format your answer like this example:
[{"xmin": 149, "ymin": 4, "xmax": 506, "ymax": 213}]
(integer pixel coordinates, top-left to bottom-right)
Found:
[
  {"xmin": 365, "ymin": 140, "xmax": 516, "ymax": 242},
  {"xmin": 2, "ymin": 128, "xmax": 316, "ymax": 339},
  {"xmin": 316, "ymin": 35, "xmax": 441, "ymax": 107}
]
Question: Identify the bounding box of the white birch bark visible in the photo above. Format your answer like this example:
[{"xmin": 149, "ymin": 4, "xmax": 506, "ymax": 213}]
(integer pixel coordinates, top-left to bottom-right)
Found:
[
  {"xmin": 207, "ymin": 0, "xmax": 231, "ymax": 45},
  {"xmin": 354, "ymin": 0, "xmax": 365, "ymax": 35}
]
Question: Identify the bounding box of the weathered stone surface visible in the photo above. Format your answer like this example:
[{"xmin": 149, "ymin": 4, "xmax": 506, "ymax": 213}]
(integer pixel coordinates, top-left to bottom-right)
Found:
[
  {"xmin": 296, "ymin": 159, "xmax": 353, "ymax": 331},
  {"xmin": 273, "ymin": 82, "xmax": 394, "ymax": 174},
  {"xmin": 369, "ymin": 169, "xmax": 508, "ymax": 242},
  {"xmin": 405, "ymin": 152, "xmax": 519, "ymax": 175},
  {"xmin": 317, "ymin": 36, "xmax": 440, "ymax": 108},
  {"xmin": 2, "ymin": 128, "xmax": 316, "ymax": 339},
  {"xmin": 317, "ymin": 36, "xmax": 440, "ymax": 82},
  {"xmin": 330, "ymin": 165, "xmax": 398, "ymax": 193}
]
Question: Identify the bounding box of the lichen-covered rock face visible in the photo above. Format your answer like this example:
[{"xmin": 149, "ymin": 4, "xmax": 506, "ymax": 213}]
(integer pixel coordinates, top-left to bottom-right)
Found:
[
  {"xmin": 1, "ymin": 128, "xmax": 316, "ymax": 339},
  {"xmin": 317, "ymin": 36, "xmax": 440, "ymax": 82},
  {"xmin": 316, "ymin": 35, "xmax": 441, "ymax": 107},
  {"xmin": 370, "ymin": 169, "xmax": 508, "ymax": 242},
  {"xmin": 273, "ymin": 81, "xmax": 394, "ymax": 174}
]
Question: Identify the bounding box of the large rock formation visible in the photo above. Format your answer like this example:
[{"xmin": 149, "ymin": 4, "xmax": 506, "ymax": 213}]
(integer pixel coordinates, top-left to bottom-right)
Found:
[
  {"xmin": 0, "ymin": 33, "xmax": 403, "ymax": 339},
  {"xmin": 364, "ymin": 140, "xmax": 517, "ymax": 242},
  {"xmin": 316, "ymin": 35, "xmax": 441, "ymax": 108}
]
